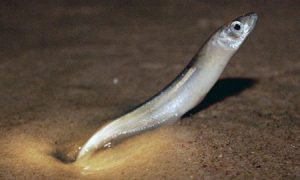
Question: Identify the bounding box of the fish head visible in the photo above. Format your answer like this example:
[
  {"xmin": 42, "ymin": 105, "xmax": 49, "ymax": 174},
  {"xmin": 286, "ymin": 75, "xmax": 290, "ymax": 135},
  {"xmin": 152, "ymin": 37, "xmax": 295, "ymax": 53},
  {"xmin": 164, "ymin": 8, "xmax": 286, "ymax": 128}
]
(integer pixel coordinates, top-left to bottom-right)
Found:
[{"xmin": 213, "ymin": 12, "xmax": 258, "ymax": 50}]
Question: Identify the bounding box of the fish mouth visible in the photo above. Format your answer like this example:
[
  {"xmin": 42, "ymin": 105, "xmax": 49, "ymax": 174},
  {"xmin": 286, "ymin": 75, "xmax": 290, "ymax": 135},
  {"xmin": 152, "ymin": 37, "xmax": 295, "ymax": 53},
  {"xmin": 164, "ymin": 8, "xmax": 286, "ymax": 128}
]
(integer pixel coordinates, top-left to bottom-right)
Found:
[{"xmin": 237, "ymin": 12, "xmax": 258, "ymax": 33}]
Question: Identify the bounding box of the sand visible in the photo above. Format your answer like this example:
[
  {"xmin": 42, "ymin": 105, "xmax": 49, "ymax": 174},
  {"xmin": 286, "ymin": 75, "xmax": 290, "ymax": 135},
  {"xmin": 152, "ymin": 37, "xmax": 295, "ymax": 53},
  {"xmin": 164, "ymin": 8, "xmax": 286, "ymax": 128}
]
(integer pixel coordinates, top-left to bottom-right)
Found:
[{"xmin": 0, "ymin": 0, "xmax": 299, "ymax": 179}]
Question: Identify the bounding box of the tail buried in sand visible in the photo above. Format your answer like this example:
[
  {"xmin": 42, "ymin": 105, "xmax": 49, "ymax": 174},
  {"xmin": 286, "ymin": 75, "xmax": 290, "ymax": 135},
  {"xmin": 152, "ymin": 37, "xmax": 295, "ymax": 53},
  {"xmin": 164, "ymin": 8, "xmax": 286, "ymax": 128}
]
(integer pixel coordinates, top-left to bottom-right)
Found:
[{"xmin": 76, "ymin": 12, "xmax": 258, "ymax": 160}]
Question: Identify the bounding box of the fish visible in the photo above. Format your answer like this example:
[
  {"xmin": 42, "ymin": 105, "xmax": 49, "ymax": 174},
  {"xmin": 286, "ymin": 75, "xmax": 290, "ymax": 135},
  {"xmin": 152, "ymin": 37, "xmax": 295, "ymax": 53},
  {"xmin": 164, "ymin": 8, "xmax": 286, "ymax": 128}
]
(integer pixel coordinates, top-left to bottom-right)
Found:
[{"xmin": 76, "ymin": 12, "xmax": 258, "ymax": 160}]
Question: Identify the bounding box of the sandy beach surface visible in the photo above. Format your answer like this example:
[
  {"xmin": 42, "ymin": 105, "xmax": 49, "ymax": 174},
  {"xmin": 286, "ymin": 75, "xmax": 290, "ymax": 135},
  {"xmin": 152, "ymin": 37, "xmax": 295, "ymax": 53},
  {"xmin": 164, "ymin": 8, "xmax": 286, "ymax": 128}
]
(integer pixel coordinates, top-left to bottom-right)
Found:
[{"xmin": 0, "ymin": 0, "xmax": 299, "ymax": 179}]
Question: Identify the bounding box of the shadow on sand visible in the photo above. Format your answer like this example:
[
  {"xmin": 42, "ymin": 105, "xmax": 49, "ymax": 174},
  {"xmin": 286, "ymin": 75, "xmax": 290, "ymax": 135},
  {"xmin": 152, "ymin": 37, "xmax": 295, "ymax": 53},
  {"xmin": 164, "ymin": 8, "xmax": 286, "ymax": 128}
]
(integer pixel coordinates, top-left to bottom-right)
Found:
[{"xmin": 183, "ymin": 77, "xmax": 257, "ymax": 118}]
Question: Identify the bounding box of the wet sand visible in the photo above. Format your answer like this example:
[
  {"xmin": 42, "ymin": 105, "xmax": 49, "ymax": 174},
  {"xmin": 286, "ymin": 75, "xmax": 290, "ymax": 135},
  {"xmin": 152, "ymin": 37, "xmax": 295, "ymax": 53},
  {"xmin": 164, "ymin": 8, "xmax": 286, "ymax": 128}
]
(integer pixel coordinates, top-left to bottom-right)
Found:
[{"xmin": 0, "ymin": 0, "xmax": 299, "ymax": 179}]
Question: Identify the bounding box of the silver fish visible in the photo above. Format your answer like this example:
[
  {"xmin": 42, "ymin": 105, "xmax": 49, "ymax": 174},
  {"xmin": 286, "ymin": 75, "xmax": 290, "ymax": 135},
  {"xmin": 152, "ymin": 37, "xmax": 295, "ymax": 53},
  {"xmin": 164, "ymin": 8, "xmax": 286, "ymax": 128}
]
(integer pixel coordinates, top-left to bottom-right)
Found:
[{"xmin": 76, "ymin": 12, "xmax": 258, "ymax": 160}]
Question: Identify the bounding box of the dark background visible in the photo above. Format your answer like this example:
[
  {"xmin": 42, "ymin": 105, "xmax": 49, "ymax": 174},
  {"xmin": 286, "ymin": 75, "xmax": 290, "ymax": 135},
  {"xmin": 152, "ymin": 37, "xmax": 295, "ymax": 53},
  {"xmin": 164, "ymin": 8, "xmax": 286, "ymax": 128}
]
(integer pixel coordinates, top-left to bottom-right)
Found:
[{"xmin": 0, "ymin": 0, "xmax": 299, "ymax": 179}]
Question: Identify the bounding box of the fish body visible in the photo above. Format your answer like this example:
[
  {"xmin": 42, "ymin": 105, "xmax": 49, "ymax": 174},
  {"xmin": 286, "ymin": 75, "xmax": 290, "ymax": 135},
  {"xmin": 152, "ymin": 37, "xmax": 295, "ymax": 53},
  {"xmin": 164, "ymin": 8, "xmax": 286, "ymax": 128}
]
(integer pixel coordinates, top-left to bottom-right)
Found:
[{"xmin": 76, "ymin": 12, "xmax": 258, "ymax": 160}]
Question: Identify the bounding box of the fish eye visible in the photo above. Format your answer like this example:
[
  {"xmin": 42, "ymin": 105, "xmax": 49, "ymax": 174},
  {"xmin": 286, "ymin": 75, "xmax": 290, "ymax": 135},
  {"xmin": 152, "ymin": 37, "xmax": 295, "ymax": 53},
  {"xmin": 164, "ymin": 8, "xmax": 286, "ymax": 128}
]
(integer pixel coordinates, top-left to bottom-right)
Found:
[
  {"xmin": 231, "ymin": 21, "xmax": 242, "ymax": 31},
  {"xmin": 234, "ymin": 23, "xmax": 241, "ymax": 30},
  {"xmin": 230, "ymin": 21, "xmax": 243, "ymax": 36}
]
